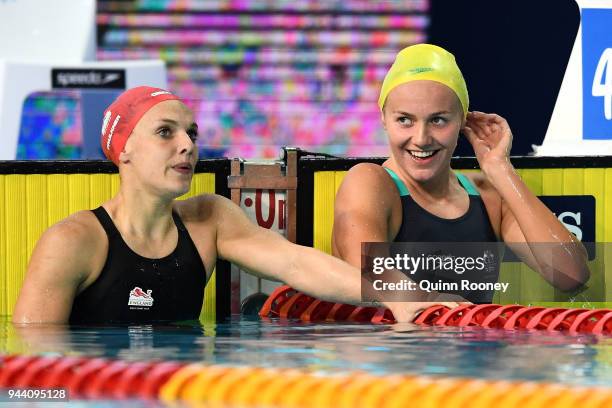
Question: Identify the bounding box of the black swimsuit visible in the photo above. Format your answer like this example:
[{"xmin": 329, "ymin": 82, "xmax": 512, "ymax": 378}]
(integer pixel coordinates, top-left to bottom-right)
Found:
[
  {"xmin": 69, "ymin": 207, "xmax": 207, "ymax": 324},
  {"xmin": 385, "ymin": 168, "xmax": 500, "ymax": 303}
]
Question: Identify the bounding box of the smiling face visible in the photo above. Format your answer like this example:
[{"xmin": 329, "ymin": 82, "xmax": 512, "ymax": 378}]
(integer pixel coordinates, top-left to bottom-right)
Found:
[
  {"xmin": 382, "ymin": 80, "xmax": 464, "ymax": 184},
  {"xmin": 119, "ymin": 100, "xmax": 199, "ymax": 198}
]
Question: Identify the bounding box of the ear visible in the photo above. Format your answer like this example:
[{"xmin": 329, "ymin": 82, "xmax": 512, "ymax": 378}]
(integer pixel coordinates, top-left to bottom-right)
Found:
[
  {"xmin": 459, "ymin": 110, "xmax": 468, "ymax": 134},
  {"xmin": 380, "ymin": 109, "xmax": 387, "ymax": 131},
  {"xmin": 118, "ymin": 150, "xmax": 130, "ymax": 164},
  {"xmin": 118, "ymin": 137, "xmax": 133, "ymax": 164}
]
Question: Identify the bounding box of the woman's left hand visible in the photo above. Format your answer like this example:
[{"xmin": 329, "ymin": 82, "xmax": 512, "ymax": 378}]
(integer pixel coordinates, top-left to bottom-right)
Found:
[{"xmin": 463, "ymin": 111, "xmax": 513, "ymax": 177}]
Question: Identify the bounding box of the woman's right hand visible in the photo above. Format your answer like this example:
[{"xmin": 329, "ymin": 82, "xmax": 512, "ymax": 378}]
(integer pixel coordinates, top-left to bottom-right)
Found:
[
  {"xmin": 385, "ymin": 298, "xmax": 469, "ymax": 323},
  {"xmin": 463, "ymin": 111, "xmax": 514, "ymax": 180}
]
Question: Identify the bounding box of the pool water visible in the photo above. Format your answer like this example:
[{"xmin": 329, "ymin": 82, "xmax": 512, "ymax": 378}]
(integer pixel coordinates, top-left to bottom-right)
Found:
[{"xmin": 1, "ymin": 316, "xmax": 611, "ymax": 388}]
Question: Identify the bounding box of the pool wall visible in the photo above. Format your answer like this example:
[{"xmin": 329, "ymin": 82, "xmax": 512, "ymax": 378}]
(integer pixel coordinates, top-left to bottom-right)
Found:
[
  {"xmin": 297, "ymin": 155, "xmax": 612, "ymax": 305},
  {"xmin": 2, "ymin": 154, "xmax": 612, "ymax": 320},
  {"xmin": 0, "ymin": 159, "xmax": 231, "ymax": 320}
]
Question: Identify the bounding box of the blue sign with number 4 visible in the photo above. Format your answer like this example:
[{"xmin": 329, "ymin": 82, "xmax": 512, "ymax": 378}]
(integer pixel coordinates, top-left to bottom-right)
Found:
[{"xmin": 582, "ymin": 8, "xmax": 612, "ymax": 140}]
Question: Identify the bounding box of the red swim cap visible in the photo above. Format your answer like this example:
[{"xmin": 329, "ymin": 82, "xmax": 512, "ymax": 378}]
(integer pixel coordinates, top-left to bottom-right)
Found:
[{"xmin": 100, "ymin": 86, "xmax": 181, "ymax": 164}]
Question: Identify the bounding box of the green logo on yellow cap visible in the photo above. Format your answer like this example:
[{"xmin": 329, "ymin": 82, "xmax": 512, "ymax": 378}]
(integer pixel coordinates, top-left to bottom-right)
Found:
[{"xmin": 408, "ymin": 67, "xmax": 434, "ymax": 74}]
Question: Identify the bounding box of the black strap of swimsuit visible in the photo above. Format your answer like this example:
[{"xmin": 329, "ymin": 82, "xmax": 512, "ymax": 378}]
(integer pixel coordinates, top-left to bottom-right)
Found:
[
  {"xmin": 171, "ymin": 210, "xmax": 187, "ymax": 232},
  {"xmin": 91, "ymin": 206, "xmax": 120, "ymax": 238}
]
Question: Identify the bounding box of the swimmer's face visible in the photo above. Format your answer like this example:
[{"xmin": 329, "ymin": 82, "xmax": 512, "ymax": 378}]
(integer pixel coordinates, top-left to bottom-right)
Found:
[
  {"xmin": 382, "ymin": 80, "xmax": 464, "ymax": 183},
  {"xmin": 120, "ymin": 100, "xmax": 198, "ymax": 198}
]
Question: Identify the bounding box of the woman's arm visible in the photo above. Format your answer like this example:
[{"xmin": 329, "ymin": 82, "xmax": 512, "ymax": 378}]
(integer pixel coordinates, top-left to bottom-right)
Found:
[
  {"xmin": 463, "ymin": 112, "xmax": 589, "ymax": 290},
  {"xmin": 332, "ymin": 163, "xmax": 398, "ymax": 266},
  {"xmin": 211, "ymin": 193, "xmax": 461, "ymax": 322},
  {"xmin": 12, "ymin": 213, "xmax": 100, "ymax": 323}
]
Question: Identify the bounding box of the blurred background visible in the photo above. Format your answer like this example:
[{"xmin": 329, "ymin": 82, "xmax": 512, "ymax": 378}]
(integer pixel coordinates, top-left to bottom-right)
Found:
[{"xmin": 12, "ymin": 0, "xmax": 579, "ymax": 160}]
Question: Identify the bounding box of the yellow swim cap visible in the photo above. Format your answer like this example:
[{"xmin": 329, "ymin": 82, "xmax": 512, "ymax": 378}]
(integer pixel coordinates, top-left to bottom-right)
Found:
[{"xmin": 378, "ymin": 44, "xmax": 469, "ymax": 116}]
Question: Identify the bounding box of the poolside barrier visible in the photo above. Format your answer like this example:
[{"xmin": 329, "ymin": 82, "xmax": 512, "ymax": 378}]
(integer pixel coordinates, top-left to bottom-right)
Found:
[
  {"xmin": 259, "ymin": 286, "xmax": 612, "ymax": 335},
  {"xmin": 1, "ymin": 354, "xmax": 611, "ymax": 406}
]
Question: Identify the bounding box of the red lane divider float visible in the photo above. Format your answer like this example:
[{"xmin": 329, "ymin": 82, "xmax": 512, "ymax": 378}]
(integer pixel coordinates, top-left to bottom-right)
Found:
[
  {"xmin": 301, "ymin": 300, "xmax": 335, "ymax": 322},
  {"xmin": 525, "ymin": 308, "xmax": 568, "ymax": 330},
  {"xmin": 65, "ymin": 358, "xmax": 109, "ymax": 398},
  {"xmin": 547, "ymin": 309, "xmax": 590, "ymax": 333},
  {"xmin": 413, "ymin": 305, "xmax": 449, "ymax": 325},
  {"xmin": 259, "ymin": 285, "xmax": 612, "ymax": 335},
  {"xmin": 370, "ymin": 308, "xmax": 395, "ymax": 324},
  {"xmin": 0, "ymin": 355, "xmax": 184, "ymax": 401},
  {"xmin": 592, "ymin": 311, "xmax": 612, "ymax": 335},
  {"xmin": 259, "ymin": 286, "xmax": 297, "ymax": 318},
  {"xmin": 0, "ymin": 355, "xmax": 40, "ymax": 387},
  {"xmin": 347, "ymin": 306, "xmax": 378, "ymax": 323},
  {"xmin": 0, "ymin": 354, "xmax": 187, "ymax": 401},
  {"xmin": 137, "ymin": 361, "xmax": 184, "ymax": 398},
  {"xmin": 113, "ymin": 361, "xmax": 156, "ymax": 399},
  {"xmin": 480, "ymin": 305, "xmax": 524, "ymax": 328},
  {"xmin": 457, "ymin": 304, "xmax": 502, "ymax": 327},
  {"xmin": 279, "ymin": 293, "xmax": 315, "ymax": 318},
  {"xmin": 326, "ymin": 302, "xmax": 357, "ymax": 321},
  {"xmin": 84, "ymin": 359, "xmax": 131, "ymax": 399},
  {"xmin": 40, "ymin": 356, "xmax": 88, "ymax": 388},
  {"xmin": 503, "ymin": 306, "xmax": 546, "ymax": 330},
  {"xmin": 12, "ymin": 355, "xmax": 61, "ymax": 388},
  {"xmin": 434, "ymin": 304, "xmax": 475, "ymax": 326},
  {"xmin": 569, "ymin": 309, "xmax": 612, "ymax": 335}
]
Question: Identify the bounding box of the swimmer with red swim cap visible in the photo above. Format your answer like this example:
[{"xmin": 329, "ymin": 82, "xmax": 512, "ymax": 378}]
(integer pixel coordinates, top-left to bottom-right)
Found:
[
  {"xmin": 14, "ymin": 86, "xmax": 441, "ymax": 324},
  {"xmin": 332, "ymin": 44, "xmax": 589, "ymax": 306}
]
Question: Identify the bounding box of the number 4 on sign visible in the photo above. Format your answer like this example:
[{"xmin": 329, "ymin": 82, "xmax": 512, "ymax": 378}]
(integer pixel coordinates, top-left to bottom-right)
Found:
[{"xmin": 592, "ymin": 48, "xmax": 612, "ymax": 120}]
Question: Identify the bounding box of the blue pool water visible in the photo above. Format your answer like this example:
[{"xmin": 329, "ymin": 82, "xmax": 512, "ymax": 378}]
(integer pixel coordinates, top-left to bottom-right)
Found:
[{"xmin": 2, "ymin": 316, "xmax": 611, "ymax": 388}]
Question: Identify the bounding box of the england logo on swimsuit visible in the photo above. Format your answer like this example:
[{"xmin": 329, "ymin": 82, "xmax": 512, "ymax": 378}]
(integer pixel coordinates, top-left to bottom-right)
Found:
[{"xmin": 128, "ymin": 286, "xmax": 154, "ymax": 308}]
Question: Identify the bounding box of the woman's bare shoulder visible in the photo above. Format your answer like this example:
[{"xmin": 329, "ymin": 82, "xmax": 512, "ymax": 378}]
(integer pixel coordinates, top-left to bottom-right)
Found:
[
  {"xmin": 174, "ymin": 193, "xmax": 237, "ymax": 224},
  {"xmin": 335, "ymin": 162, "xmax": 400, "ymax": 222},
  {"xmin": 46, "ymin": 210, "xmax": 106, "ymax": 245},
  {"xmin": 339, "ymin": 162, "xmax": 398, "ymax": 197}
]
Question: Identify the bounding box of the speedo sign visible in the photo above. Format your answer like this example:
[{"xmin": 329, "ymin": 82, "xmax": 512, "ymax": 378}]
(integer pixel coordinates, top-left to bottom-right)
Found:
[
  {"xmin": 538, "ymin": 195, "xmax": 596, "ymax": 259},
  {"xmin": 503, "ymin": 195, "xmax": 595, "ymax": 262},
  {"xmin": 52, "ymin": 69, "xmax": 126, "ymax": 89}
]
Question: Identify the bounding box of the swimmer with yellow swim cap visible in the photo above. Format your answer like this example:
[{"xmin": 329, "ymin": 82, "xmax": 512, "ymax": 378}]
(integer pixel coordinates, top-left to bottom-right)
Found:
[
  {"xmin": 333, "ymin": 44, "xmax": 589, "ymax": 304},
  {"xmin": 13, "ymin": 86, "xmax": 455, "ymax": 324}
]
